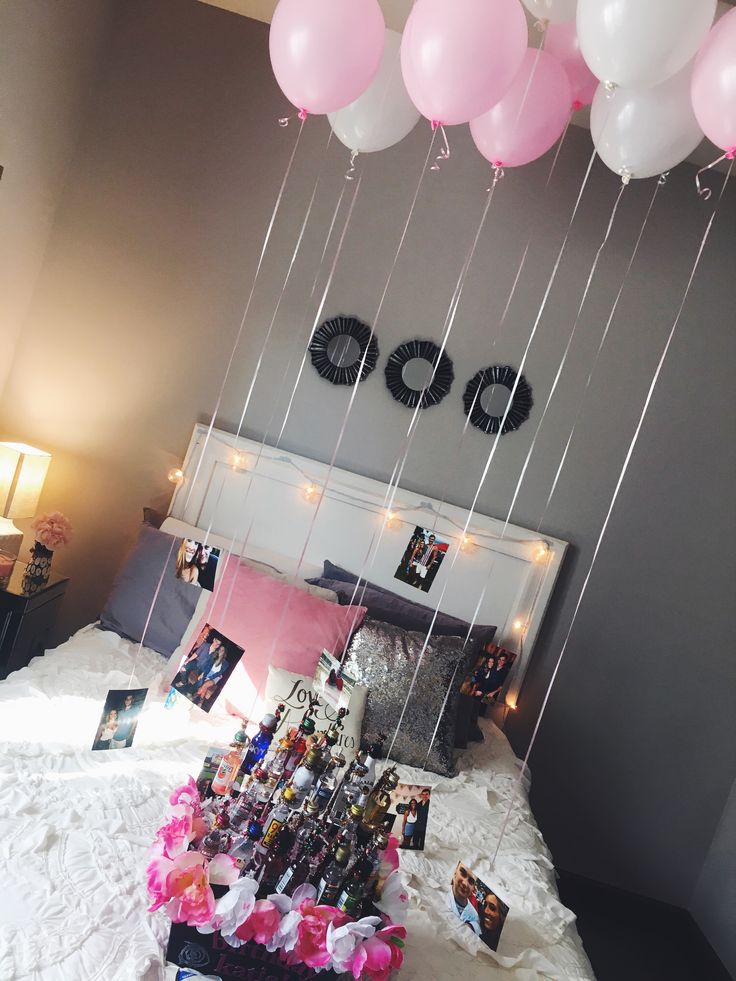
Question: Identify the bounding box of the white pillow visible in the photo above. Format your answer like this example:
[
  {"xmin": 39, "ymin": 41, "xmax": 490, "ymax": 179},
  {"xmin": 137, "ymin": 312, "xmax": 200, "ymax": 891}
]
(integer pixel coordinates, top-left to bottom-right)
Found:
[
  {"xmin": 159, "ymin": 517, "xmax": 337, "ymax": 602},
  {"xmin": 264, "ymin": 664, "xmax": 367, "ymax": 758}
]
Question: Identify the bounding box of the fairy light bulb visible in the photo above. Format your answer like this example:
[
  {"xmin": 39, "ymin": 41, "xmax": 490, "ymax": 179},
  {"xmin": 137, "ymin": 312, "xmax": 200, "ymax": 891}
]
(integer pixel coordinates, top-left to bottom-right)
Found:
[
  {"xmin": 167, "ymin": 467, "xmax": 184, "ymax": 485},
  {"xmin": 534, "ymin": 542, "xmax": 550, "ymax": 562},
  {"xmin": 460, "ymin": 534, "xmax": 473, "ymax": 552},
  {"xmin": 231, "ymin": 451, "xmax": 247, "ymax": 471},
  {"xmin": 385, "ymin": 511, "xmax": 397, "ymax": 528},
  {"xmin": 303, "ymin": 483, "xmax": 318, "ymax": 502},
  {"xmin": 513, "ymin": 619, "xmax": 525, "ymax": 632}
]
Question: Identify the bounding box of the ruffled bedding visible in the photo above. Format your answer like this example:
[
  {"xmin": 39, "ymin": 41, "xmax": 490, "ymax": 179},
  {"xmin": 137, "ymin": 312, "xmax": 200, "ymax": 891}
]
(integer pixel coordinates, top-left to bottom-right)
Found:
[{"xmin": 0, "ymin": 627, "xmax": 594, "ymax": 980}]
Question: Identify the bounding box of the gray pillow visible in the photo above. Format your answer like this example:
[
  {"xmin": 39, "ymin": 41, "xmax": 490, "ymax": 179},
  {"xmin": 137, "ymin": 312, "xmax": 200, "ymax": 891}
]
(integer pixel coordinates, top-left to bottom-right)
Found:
[
  {"xmin": 308, "ymin": 561, "xmax": 496, "ymax": 643},
  {"xmin": 99, "ymin": 524, "xmax": 199, "ymax": 656},
  {"xmin": 343, "ymin": 617, "xmax": 469, "ymax": 777}
]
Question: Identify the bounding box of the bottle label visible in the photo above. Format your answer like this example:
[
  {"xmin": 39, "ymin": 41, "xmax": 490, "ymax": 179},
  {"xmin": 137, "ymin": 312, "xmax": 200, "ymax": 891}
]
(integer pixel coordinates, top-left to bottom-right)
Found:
[
  {"xmin": 262, "ymin": 818, "xmax": 284, "ymax": 849},
  {"xmin": 316, "ymin": 878, "xmax": 328, "ymax": 903},
  {"xmin": 275, "ymin": 867, "xmax": 294, "ymax": 894}
]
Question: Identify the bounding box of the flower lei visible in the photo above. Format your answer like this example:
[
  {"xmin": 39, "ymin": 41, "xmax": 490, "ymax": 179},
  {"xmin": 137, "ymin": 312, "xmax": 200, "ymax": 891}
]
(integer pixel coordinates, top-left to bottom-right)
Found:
[{"xmin": 147, "ymin": 778, "xmax": 409, "ymax": 980}]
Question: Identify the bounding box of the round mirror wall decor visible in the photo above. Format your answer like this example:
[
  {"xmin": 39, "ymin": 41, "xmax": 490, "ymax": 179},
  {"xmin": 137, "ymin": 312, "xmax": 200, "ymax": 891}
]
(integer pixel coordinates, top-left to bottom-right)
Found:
[
  {"xmin": 463, "ymin": 364, "xmax": 533, "ymax": 435},
  {"xmin": 309, "ymin": 315, "xmax": 379, "ymax": 386},
  {"xmin": 384, "ymin": 339, "xmax": 454, "ymax": 409}
]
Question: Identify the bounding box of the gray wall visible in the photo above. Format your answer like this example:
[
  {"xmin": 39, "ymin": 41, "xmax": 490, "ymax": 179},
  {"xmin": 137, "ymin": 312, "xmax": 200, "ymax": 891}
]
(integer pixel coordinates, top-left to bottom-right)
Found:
[
  {"xmin": 1, "ymin": 0, "xmax": 734, "ymax": 952},
  {"xmin": 691, "ymin": 779, "xmax": 736, "ymax": 976},
  {"xmin": 0, "ymin": 0, "xmax": 117, "ymax": 396}
]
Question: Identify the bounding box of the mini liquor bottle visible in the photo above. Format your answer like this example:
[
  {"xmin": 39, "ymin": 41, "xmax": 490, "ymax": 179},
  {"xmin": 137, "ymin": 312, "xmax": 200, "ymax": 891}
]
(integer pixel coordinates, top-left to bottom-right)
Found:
[
  {"xmin": 329, "ymin": 762, "xmax": 368, "ymax": 825},
  {"xmin": 211, "ymin": 727, "xmax": 249, "ymax": 796},
  {"xmin": 361, "ymin": 734, "xmax": 385, "ymax": 786},
  {"xmin": 335, "ymin": 803, "xmax": 364, "ymax": 856},
  {"xmin": 257, "ymin": 830, "xmax": 294, "ymax": 895},
  {"xmin": 229, "ymin": 820, "xmax": 264, "ymax": 873},
  {"xmin": 362, "ymin": 830, "xmax": 389, "ymax": 902},
  {"xmin": 261, "ymin": 786, "xmax": 298, "ymax": 850},
  {"xmin": 336, "ymin": 877, "xmax": 364, "ymax": 916},
  {"xmin": 288, "ymin": 748, "xmax": 322, "ymax": 805},
  {"xmin": 312, "ymin": 753, "xmax": 345, "ymax": 813},
  {"xmin": 361, "ymin": 766, "xmax": 399, "ymax": 833},
  {"xmin": 238, "ymin": 705, "xmax": 285, "ymax": 778},
  {"xmin": 230, "ymin": 766, "xmax": 267, "ymax": 828},
  {"xmin": 316, "ymin": 846, "xmax": 350, "ymax": 905},
  {"xmin": 249, "ymin": 767, "xmax": 277, "ymax": 822},
  {"xmin": 275, "ymin": 837, "xmax": 322, "ymax": 896},
  {"xmin": 200, "ymin": 828, "xmax": 225, "ymax": 861},
  {"xmin": 196, "ymin": 744, "xmax": 228, "ymax": 799}
]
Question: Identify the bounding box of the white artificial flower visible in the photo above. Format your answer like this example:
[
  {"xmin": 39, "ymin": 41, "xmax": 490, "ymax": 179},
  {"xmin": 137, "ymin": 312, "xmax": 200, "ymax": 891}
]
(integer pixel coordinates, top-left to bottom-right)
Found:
[
  {"xmin": 326, "ymin": 916, "xmax": 382, "ymax": 973},
  {"xmin": 373, "ymin": 869, "xmax": 409, "ymax": 924},
  {"xmin": 263, "ymin": 883, "xmax": 318, "ymax": 953},
  {"xmin": 198, "ymin": 876, "xmax": 258, "ymax": 936}
]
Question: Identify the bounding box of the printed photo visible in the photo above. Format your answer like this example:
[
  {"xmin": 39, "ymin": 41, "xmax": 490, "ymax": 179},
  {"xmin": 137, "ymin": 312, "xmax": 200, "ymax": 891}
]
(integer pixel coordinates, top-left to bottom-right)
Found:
[
  {"xmin": 385, "ymin": 783, "xmax": 431, "ymax": 851},
  {"xmin": 175, "ymin": 538, "xmax": 221, "ymax": 591},
  {"xmin": 394, "ymin": 525, "xmax": 449, "ymax": 594},
  {"xmin": 314, "ymin": 650, "xmax": 357, "ymax": 712},
  {"xmin": 92, "ymin": 688, "xmax": 147, "ymax": 751},
  {"xmin": 173, "ymin": 624, "xmax": 244, "ymax": 713},
  {"xmin": 459, "ymin": 642, "xmax": 518, "ymax": 704},
  {"xmin": 447, "ymin": 862, "xmax": 510, "ymax": 952}
]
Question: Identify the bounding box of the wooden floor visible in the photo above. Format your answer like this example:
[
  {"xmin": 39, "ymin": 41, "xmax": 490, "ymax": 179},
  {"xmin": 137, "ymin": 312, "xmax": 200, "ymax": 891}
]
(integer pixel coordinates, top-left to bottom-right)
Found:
[{"xmin": 556, "ymin": 871, "xmax": 733, "ymax": 981}]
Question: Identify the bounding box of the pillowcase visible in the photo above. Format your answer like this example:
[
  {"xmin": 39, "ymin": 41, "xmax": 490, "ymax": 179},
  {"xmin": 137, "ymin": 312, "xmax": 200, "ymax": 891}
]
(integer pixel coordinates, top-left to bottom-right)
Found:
[
  {"xmin": 179, "ymin": 557, "xmax": 367, "ymax": 719},
  {"xmin": 99, "ymin": 524, "xmax": 209, "ymax": 656},
  {"xmin": 343, "ymin": 617, "xmax": 469, "ymax": 777},
  {"xmin": 263, "ymin": 665, "xmax": 367, "ymax": 757},
  {"xmin": 307, "ymin": 560, "xmax": 496, "ymax": 642}
]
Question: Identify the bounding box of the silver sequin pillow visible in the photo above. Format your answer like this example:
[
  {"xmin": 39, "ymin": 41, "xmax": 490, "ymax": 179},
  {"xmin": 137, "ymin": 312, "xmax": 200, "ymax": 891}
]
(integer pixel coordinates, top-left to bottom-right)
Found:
[{"xmin": 343, "ymin": 617, "xmax": 469, "ymax": 777}]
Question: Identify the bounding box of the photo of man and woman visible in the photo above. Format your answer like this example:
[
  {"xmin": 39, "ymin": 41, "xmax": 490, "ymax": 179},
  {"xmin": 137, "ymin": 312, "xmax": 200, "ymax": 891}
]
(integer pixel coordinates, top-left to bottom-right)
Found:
[
  {"xmin": 174, "ymin": 538, "xmax": 221, "ymax": 591},
  {"xmin": 459, "ymin": 642, "xmax": 518, "ymax": 704},
  {"xmin": 92, "ymin": 688, "xmax": 147, "ymax": 750},
  {"xmin": 447, "ymin": 862, "xmax": 510, "ymax": 951},
  {"xmin": 394, "ymin": 526, "xmax": 449, "ymax": 593},
  {"xmin": 172, "ymin": 624, "xmax": 244, "ymax": 713},
  {"xmin": 385, "ymin": 783, "xmax": 432, "ymax": 851}
]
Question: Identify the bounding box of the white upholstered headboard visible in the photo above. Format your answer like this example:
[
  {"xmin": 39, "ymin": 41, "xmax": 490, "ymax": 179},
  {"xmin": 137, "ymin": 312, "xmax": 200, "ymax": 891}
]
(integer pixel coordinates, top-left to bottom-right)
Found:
[{"xmin": 169, "ymin": 425, "xmax": 567, "ymax": 709}]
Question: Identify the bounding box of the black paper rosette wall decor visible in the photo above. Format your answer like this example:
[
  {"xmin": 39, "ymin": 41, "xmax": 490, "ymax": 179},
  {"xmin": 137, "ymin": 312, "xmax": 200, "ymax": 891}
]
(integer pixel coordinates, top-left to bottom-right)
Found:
[
  {"xmin": 309, "ymin": 315, "xmax": 379, "ymax": 386},
  {"xmin": 463, "ymin": 364, "xmax": 533, "ymax": 435},
  {"xmin": 384, "ymin": 339, "xmax": 454, "ymax": 410}
]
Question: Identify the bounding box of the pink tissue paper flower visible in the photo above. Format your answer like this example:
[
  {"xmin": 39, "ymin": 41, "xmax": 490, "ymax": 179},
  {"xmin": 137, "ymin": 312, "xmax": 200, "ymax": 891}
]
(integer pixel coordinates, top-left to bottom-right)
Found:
[
  {"xmin": 31, "ymin": 511, "xmax": 72, "ymax": 550},
  {"xmin": 234, "ymin": 899, "xmax": 281, "ymax": 946}
]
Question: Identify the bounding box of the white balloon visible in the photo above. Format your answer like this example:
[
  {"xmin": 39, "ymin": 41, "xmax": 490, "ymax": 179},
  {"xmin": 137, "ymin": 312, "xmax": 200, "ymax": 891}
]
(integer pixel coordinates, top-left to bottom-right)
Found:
[
  {"xmin": 590, "ymin": 65, "xmax": 704, "ymax": 180},
  {"xmin": 521, "ymin": 0, "xmax": 577, "ymax": 25},
  {"xmin": 328, "ymin": 30, "xmax": 421, "ymax": 153},
  {"xmin": 577, "ymin": 0, "xmax": 717, "ymax": 88}
]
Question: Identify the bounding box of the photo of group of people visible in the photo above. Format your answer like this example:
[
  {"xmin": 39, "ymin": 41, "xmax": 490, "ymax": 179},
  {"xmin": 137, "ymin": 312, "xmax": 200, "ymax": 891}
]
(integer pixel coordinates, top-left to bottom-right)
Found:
[
  {"xmin": 172, "ymin": 624, "xmax": 244, "ymax": 713},
  {"xmin": 92, "ymin": 688, "xmax": 148, "ymax": 751},
  {"xmin": 174, "ymin": 538, "xmax": 221, "ymax": 591},
  {"xmin": 459, "ymin": 642, "xmax": 518, "ymax": 704},
  {"xmin": 447, "ymin": 861, "xmax": 510, "ymax": 951},
  {"xmin": 394, "ymin": 525, "xmax": 449, "ymax": 594},
  {"xmin": 382, "ymin": 783, "xmax": 431, "ymax": 851}
]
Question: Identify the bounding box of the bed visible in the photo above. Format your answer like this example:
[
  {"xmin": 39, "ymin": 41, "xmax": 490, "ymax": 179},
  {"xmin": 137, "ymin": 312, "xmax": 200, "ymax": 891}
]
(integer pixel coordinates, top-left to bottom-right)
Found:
[{"xmin": 0, "ymin": 427, "xmax": 594, "ymax": 980}]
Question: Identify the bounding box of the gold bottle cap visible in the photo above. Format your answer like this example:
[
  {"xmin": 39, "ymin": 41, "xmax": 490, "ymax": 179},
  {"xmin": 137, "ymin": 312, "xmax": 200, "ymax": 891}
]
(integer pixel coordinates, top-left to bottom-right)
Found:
[
  {"xmin": 305, "ymin": 800, "xmax": 320, "ymax": 817},
  {"xmin": 349, "ymin": 804, "xmax": 364, "ymax": 819},
  {"xmin": 283, "ymin": 786, "xmax": 298, "ymax": 803},
  {"xmin": 335, "ymin": 846, "xmax": 351, "ymax": 864},
  {"xmin": 374, "ymin": 831, "xmax": 389, "ymax": 850},
  {"xmin": 304, "ymin": 748, "xmax": 323, "ymax": 767}
]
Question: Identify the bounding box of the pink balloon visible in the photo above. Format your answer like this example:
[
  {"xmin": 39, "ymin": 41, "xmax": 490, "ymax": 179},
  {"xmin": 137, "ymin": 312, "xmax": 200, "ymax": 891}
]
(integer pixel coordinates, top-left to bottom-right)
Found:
[
  {"xmin": 470, "ymin": 49, "xmax": 572, "ymax": 168},
  {"xmin": 544, "ymin": 21, "xmax": 598, "ymax": 110},
  {"xmin": 269, "ymin": 0, "xmax": 385, "ymax": 116},
  {"xmin": 691, "ymin": 8, "xmax": 736, "ymax": 153},
  {"xmin": 401, "ymin": 0, "xmax": 528, "ymax": 126}
]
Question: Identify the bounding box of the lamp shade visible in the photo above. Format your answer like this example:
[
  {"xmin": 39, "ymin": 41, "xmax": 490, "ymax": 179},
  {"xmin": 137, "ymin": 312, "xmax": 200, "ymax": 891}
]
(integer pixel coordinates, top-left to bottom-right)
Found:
[{"xmin": 0, "ymin": 442, "xmax": 51, "ymax": 520}]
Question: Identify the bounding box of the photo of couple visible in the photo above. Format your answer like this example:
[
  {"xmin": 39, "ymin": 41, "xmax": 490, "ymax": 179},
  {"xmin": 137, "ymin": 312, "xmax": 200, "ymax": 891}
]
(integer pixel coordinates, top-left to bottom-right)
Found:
[
  {"xmin": 448, "ymin": 861, "xmax": 510, "ymax": 952},
  {"xmin": 387, "ymin": 783, "xmax": 431, "ymax": 851},
  {"xmin": 92, "ymin": 688, "xmax": 147, "ymax": 751},
  {"xmin": 174, "ymin": 538, "xmax": 221, "ymax": 591},
  {"xmin": 172, "ymin": 624, "xmax": 244, "ymax": 713},
  {"xmin": 394, "ymin": 525, "xmax": 449, "ymax": 594},
  {"xmin": 460, "ymin": 642, "xmax": 518, "ymax": 704}
]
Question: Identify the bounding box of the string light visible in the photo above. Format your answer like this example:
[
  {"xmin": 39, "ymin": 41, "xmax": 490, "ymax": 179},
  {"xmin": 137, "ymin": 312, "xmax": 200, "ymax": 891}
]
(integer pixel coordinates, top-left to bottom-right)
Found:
[
  {"xmin": 303, "ymin": 483, "xmax": 319, "ymax": 502},
  {"xmin": 534, "ymin": 542, "xmax": 550, "ymax": 562},
  {"xmin": 167, "ymin": 468, "xmax": 184, "ymax": 485},
  {"xmin": 513, "ymin": 619, "xmax": 526, "ymax": 632},
  {"xmin": 385, "ymin": 510, "xmax": 398, "ymax": 528},
  {"xmin": 231, "ymin": 451, "xmax": 247, "ymax": 471},
  {"xmin": 459, "ymin": 534, "xmax": 474, "ymax": 551}
]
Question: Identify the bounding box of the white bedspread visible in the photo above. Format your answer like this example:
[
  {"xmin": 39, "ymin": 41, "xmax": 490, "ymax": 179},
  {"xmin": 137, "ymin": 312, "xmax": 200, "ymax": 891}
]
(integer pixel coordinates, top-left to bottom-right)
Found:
[{"xmin": 0, "ymin": 628, "xmax": 594, "ymax": 981}]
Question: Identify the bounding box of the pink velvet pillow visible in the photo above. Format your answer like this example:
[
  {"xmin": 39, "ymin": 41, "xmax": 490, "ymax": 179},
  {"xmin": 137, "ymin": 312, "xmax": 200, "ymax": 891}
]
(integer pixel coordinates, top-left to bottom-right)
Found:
[{"xmin": 187, "ymin": 557, "xmax": 366, "ymax": 720}]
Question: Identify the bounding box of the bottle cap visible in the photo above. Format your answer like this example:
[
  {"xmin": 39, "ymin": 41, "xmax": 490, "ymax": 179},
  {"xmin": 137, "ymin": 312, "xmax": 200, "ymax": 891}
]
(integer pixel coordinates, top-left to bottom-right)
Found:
[
  {"xmin": 305, "ymin": 800, "xmax": 320, "ymax": 817},
  {"xmin": 254, "ymin": 767, "xmax": 269, "ymax": 782},
  {"xmin": 304, "ymin": 748, "xmax": 323, "ymax": 768},
  {"xmin": 331, "ymin": 753, "xmax": 347, "ymax": 768},
  {"xmin": 353, "ymin": 763, "xmax": 369, "ymax": 778},
  {"xmin": 374, "ymin": 831, "xmax": 389, "ymax": 850},
  {"xmin": 247, "ymin": 820, "xmax": 263, "ymax": 839},
  {"xmin": 349, "ymin": 804, "xmax": 364, "ymax": 819},
  {"xmin": 383, "ymin": 769, "xmax": 399, "ymax": 790},
  {"xmin": 262, "ymin": 713, "xmax": 278, "ymax": 731},
  {"xmin": 335, "ymin": 846, "xmax": 350, "ymax": 864},
  {"xmin": 283, "ymin": 786, "xmax": 298, "ymax": 803},
  {"xmin": 301, "ymin": 717, "xmax": 316, "ymax": 735},
  {"xmin": 233, "ymin": 730, "xmax": 249, "ymax": 746},
  {"xmin": 278, "ymin": 736, "xmax": 292, "ymax": 750}
]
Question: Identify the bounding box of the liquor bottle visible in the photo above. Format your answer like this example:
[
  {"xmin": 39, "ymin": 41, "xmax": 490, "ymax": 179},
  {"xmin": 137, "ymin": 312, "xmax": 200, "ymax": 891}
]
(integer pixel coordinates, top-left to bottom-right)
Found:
[
  {"xmin": 250, "ymin": 767, "xmax": 278, "ymax": 822},
  {"xmin": 261, "ymin": 786, "xmax": 298, "ymax": 850},
  {"xmin": 255, "ymin": 734, "xmax": 293, "ymax": 791},
  {"xmin": 293, "ymin": 800, "xmax": 321, "ymax": 855},
  {"xmin": 288, "ymin": 748, "xmax": 322, "ymax": 805},
  {"xmin": 257, "ymin": 829, "xmax": 294, "ymax": 895},
  {"xmin": 211, "ymin": 727, "xmax": 249, "ymax": 796},
  {"xmin": 200, "ymin": 828, "xmax": 225, "ymax": 860},
  {"xmin": 329, "ymin": 762, "xmax": 368, "ymax": 825},
  {"xmin": 238, "ymin": 705, "xmax": 285, "ymax": 778},
  {"xmin": 361, "ymin": 735, "xmax": 385, "ymax": 786},
  {"xmin": 361, "ymin": 766, "xmax": 399, "ymax": 833},
  {"xmin": 336, "ymin": 877, "xmax": 364, "ymax": 916},
  {"xmin": 230, "ymin": 766, "xmax": 267, "ymax": 828},
  {"xmin": 335, "ymin": 803, "xmax": 364, "ymax": 856},
  {"xmin": 311, "ymin": 754, "xmax": 345, "ymax": 813},
  {"xmin": 196, "ymin": 744, "xmax": 228, "ymax": 799},
  {"xmin": 316, "ymin": 846, "xmax": 350, "ymax": 905},
  {"xmin": 275, "ymin": 837, "xmax": 322, "ymax": 896},
  {"xmin": 229, "ymin": 820, "xmax": 264, "ymax": 873},
  {"xmin": 362, "ymin": 831, "xmax": 389, "ymax": 904}
]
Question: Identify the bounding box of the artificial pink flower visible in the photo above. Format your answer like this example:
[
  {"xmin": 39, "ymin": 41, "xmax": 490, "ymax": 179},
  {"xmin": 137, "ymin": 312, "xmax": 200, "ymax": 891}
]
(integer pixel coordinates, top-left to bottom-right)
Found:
[
  {"xmin": 31, "ymin": 511, "xmax": 72, "ymax": 550},
  {"xmin": 234, "ymin": 900, "xmax": 281, "ymax": 946},
  {"xmin": 208, "ymin": 852, "xmax": 239, "ymax": 886},
  {"xmin": 326, "ymin": 916, "xmax": 381, "ymax": 974},
  {"xmin": 156, "ymin": 808, "xmax": 195, "ymax": 859},
  {"xmin": 375, "ymin": 833, "xmax": 400, "ymax": 893},
  {"xmin": 165, "ymin": 852, "xmax": 216, "ymax": 928},
  {"xmin": 169, "ymin": 776, "xmax": 202, "ymax": 814},
  {"xmin": 374, "ymin": 869, "xmax": 409, "ymax": 924},
  {"xmin": 351, "ymin": 925, "xmax": 406, "ymax": 981},
  {"xmin": 146, "ymin": 854, "xmax": 174, "ymax": 912},
  {"xmin": 289, "ymin": 901, "xmax": 348, "ymax": 969}
]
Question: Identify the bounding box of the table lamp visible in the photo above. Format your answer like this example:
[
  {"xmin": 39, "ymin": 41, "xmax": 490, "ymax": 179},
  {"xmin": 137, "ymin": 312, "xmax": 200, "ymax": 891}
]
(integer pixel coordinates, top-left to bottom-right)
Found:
[{"xmin": 0, "ymin": 442, "xmax": 52, "ymax": 562}]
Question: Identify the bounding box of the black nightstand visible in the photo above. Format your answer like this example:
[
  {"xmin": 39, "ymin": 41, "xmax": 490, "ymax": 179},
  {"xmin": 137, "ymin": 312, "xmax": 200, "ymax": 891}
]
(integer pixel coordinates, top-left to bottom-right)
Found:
[{"xmin": 0, "ymin": 562, "xmax": 69, "ymax": 680}]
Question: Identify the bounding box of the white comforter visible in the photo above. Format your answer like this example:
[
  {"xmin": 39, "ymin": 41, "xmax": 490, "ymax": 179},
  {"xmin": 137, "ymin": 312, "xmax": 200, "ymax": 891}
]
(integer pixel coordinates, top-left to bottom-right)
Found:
[{"xmin": 0, "ymin": 627, "xmax": 594, "ymax": 981}]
